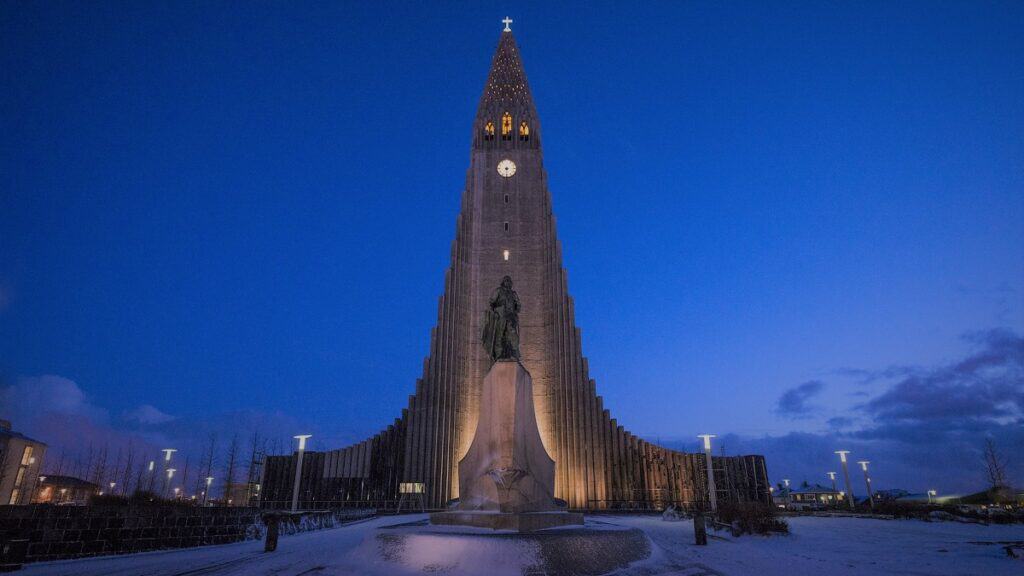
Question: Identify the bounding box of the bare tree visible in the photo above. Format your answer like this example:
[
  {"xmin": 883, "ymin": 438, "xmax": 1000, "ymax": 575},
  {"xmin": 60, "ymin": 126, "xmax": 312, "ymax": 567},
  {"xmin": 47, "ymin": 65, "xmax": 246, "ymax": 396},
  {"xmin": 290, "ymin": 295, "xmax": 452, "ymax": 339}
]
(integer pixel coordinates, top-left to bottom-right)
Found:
[
  {"xmin": 222, "ymin": 434, "xmax": 240, "ymax": 505},
  {"xmin": 120, "ymin": 441, "xmax": 136, "ymax": 496},
  {"xmin": 983, "ymin": 438, "xmax": 1009, "ymax": 489},
  {"xmin": 245, "ymin": 431, "xmax": 265, "ymax": 506},
  {"xmin": 195, "ymin": 434, "xmax": 217, "ymax": 500},
  {"xmin": 179, "ymin": 455, "xmax": 190, "ymax": 501},
  {"xmin": 92, "ymin": 444, "xmax": 108, "ymax": 487}
]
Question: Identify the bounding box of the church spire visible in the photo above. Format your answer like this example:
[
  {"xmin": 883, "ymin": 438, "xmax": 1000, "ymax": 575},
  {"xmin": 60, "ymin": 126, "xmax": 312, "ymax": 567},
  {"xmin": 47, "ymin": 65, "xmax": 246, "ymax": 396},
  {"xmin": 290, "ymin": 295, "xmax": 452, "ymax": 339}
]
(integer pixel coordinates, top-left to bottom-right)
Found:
[{"xmin": 474, "ymin": 23, "xmax": 539, "ymax": 149}]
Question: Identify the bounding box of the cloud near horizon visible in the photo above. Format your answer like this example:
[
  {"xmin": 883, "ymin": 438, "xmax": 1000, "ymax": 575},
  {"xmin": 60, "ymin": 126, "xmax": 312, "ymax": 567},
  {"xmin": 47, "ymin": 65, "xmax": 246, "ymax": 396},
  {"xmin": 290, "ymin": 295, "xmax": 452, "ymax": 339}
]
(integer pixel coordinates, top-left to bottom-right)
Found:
[
  {"xmin": 775, "ymin": 380, "xmax": 825, "ymax": 418},
  {"xmin": 743, "ymin": 327, "xmax": 1024, "ymax": 492}
]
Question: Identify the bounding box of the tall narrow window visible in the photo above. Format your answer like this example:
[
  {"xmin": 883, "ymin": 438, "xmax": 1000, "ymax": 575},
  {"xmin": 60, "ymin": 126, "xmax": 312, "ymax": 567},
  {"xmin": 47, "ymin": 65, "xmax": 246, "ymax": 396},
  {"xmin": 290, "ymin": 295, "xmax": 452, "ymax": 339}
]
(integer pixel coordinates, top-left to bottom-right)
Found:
[
  {"xmin": 519, "ymin": 121, "xmax": 529, "ymax": 141},
  {"xmin": 484, "ymin": 121, "xmax": 495, "ymax": 141},
  {"xmin": 504, "ymin": 194, "xmax": 509, "ymax": 204},
  {"xmin": 501, "ymin": 112, "xmax": 512, "ymax": 140},
  {"xmin": 503, "ymin": 222, "xmax": 509, "ymax": 232}
]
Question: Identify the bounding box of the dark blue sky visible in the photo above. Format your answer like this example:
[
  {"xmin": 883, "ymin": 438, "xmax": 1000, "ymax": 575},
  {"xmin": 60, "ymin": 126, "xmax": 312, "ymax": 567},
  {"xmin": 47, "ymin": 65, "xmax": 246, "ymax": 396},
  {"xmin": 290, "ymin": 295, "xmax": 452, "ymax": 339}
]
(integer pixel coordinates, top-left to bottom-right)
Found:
[{"xmin": 2, "ymin": 2, "xmax": 1022, "ymax": 493}]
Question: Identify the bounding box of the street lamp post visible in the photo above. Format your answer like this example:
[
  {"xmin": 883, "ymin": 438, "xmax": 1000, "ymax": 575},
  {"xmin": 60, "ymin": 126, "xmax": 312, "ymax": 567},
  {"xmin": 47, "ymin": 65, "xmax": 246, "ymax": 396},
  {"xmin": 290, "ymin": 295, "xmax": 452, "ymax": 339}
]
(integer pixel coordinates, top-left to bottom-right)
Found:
[
  {"xmin": 166, "ymin": 468, "xmax": 176, "ymax": 500},
  {"xmin": 291, "ymin": 435, "xmax": 312, "ymax": 512},
  {"xmin": 857, "ymin": 461, "xmax": 874, "ymax": 509},
  {"xmin": 109, "ymin": 482, "xmax": 116, "ymax": 497},
  {"xmin": 147, "ymin": 460, "xmax": 156, "ymax": 492},
  {"xmin": 827, "ymin": 471, "xmax": 837, "ymax": 492},
  {"xmin": 927, "ymin": 489, "xmax": 937, "ymax": 504},
  {"xmin": 161, "ymin": 449, "xmax": 177, "ymax": 496},
  {"xmin": 782, "ymin": 478, "xmax": 791, "ymax": 508},
  {"xmin": 697, "ymin": 434, "xmax": 717, "ymax": 513},
  {"xmin": 835, "ymin": 451, "xmax": 855, "ymax": 510},
  {"xmin": 204, "ymin": 477, "xmax": 214, "ymax": 506}
]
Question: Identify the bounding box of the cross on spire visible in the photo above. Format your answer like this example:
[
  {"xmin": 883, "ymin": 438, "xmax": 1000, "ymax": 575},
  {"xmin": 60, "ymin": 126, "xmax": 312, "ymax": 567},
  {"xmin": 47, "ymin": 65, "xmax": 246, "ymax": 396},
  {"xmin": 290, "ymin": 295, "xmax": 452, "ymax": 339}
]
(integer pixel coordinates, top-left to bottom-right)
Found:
[{"xmin": 502, "ymin": 16, "xmax": 513, "ymax": 32}]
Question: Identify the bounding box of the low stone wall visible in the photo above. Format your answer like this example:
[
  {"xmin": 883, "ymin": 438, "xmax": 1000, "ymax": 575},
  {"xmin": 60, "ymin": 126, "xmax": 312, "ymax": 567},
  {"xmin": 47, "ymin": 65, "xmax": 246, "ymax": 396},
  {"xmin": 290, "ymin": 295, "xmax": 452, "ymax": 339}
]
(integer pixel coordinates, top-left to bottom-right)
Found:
[
  {"xmin": 0, "ymin": 504, "xmax": 260, "ymax": 563},
  {"xmin": 0, "ymin": 504, "xmax": 375, "ymax": 565}
]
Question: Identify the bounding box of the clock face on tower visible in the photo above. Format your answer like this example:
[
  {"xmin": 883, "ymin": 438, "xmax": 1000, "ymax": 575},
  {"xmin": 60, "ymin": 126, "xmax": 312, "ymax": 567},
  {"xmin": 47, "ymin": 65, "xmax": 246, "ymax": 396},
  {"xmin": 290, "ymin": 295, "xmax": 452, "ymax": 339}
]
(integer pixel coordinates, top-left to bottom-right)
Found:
[{"xmin": 497, "ymin": 159, "xmax": 517, "ymax": 178}]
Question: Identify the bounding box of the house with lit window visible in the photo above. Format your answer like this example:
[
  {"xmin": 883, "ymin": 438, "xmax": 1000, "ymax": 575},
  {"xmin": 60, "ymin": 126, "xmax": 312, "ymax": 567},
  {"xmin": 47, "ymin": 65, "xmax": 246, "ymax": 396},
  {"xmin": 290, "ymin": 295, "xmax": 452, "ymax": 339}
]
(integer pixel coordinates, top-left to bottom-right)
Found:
[
  {"xmin": 0, "ymin": 419, "xmax": 47, "ymax": 505},
  {"xmin": 32, "ymin": 475, "xmax": 99, "ymax": 505},
  {"xmin": 785, "ymin": 482, "xmax": 845, "ymax": 510}
]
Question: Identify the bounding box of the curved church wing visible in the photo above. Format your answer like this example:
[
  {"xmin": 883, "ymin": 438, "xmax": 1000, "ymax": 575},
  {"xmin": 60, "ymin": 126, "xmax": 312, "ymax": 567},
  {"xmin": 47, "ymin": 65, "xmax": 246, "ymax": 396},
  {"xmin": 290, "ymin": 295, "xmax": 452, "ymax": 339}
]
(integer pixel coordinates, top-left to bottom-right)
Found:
[{"xmin": 260, "ymin": 29, "xmax": 770, "ymax": 512}]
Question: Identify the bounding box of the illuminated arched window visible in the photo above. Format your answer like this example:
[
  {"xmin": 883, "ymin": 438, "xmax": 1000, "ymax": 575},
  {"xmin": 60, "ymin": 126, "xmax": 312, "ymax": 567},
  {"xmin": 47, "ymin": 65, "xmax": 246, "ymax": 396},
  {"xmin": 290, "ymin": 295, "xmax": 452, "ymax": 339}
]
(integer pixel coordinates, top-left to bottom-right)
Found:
[
  {"xmin": 484, "ymin": 121, "xmax": 495, "ymax": 141},
  {"xmin": 501, "ymin": 112, "xmax": 512, "ymax": 140},
  {"xmin": 519, "ymin": 121, "xmax": 529, "ymax": 141}
]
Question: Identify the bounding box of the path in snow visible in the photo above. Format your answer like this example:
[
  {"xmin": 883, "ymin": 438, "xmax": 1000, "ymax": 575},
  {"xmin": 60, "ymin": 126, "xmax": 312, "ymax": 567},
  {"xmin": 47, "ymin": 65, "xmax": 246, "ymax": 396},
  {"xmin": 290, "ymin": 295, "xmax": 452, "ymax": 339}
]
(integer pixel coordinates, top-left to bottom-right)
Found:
[{"xmin": 17, "ymin": 513, "xmax": 1024, "ymax": 576}]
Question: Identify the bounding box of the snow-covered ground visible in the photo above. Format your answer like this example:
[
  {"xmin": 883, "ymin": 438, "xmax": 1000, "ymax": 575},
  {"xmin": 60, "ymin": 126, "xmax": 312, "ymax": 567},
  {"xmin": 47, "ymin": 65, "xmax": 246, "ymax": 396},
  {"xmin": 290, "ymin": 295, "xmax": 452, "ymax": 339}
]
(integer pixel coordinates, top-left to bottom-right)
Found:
[{"xmin": 19, "ymin": 513, "xmax": 1024, "ymax": 576}]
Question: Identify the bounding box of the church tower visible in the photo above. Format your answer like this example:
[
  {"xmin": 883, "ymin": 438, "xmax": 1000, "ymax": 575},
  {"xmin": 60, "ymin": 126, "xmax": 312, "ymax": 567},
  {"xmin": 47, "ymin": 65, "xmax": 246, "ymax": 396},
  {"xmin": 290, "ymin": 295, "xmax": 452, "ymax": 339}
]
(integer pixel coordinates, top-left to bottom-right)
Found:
[{"xmin": 260, "ymin": 23, "xmax": 770, "ymax": 512}]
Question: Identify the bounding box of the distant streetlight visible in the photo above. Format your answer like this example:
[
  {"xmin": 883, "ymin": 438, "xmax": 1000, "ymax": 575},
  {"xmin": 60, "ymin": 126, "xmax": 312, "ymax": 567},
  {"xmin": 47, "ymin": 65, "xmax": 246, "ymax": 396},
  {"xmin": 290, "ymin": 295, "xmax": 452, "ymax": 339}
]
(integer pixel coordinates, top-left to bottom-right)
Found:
[
  {"xmin": 166, "ymin": 468, "xmax": 177, "ymax": 499},
  {"xmin": 204, "ymin": 477, "xmax": 214, "ymax": 506},
  {"xmin": 173, "ymin": 487, "xmax": 180, "ymax": 499},
  {"xmin": 827, "ymin": 471, "xmax": 838, "ymax": 493},
  {"xmin": 697, "ymin": 434, "xmax": 717, "ymax": 512},
  {"xmin": 291, "ymin": 435, "xmax": 312, "ymax": 512},
  {"xmin": 109, "ymin": 481, "xmax": 116, "ymax": 496},
  {"xmin": 782, "ymin": 478, "xmax": 791, "ymax": 507},
  {"xmin": 835, "ymin": 451, "xmax": 855, "ymax": 510},
  {"xmin": 927, "ymin": 489, "xmax": 937, "ymax": 504},
  {"xmin": 161, "ymin": 450, "xmax": 177, "ymax": 496},
  {"xmin": 857, "ymin": 461, "xmax": 874, "ymax": 509}
]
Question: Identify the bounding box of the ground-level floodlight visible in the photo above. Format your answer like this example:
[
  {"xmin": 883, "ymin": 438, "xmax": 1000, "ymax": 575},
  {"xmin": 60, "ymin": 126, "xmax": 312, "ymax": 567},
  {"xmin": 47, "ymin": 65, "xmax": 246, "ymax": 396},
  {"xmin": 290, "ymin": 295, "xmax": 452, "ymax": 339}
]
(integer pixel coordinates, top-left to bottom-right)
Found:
[
  {"xmin": 291, "ymin": 435, "xmax": 313, "ymax": 512},
  {"xmin": 697, "ymin": 434, "xmax": 717, "ymax": 512},
  {"xmin": 835, "ymin": 451, "xmax": 855, "ymax": 510},
  {"xmin": 857, "ymin": 461, "xmax": 874, "ymax": 509}
]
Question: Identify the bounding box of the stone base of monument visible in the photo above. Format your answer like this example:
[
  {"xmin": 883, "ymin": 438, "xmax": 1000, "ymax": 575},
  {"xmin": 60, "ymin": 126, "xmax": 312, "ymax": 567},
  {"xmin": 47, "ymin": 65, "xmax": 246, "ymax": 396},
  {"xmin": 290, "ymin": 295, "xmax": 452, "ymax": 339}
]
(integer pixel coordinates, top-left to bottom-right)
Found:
[
  {"xmin": 429, "ymin": 510, "xmax": 585, "ymax": 532},
  {"xmin": 430, "ymin": 360, "xmax": 586, "ymax": 533}
]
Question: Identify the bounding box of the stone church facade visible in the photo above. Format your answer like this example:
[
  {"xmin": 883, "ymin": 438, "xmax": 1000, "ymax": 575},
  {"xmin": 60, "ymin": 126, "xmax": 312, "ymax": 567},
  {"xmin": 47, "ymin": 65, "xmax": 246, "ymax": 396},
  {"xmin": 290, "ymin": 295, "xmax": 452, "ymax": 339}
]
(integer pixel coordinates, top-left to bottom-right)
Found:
[{"xmin": 261, "ymin": 29, "xmax": 771, "ymax": 512}]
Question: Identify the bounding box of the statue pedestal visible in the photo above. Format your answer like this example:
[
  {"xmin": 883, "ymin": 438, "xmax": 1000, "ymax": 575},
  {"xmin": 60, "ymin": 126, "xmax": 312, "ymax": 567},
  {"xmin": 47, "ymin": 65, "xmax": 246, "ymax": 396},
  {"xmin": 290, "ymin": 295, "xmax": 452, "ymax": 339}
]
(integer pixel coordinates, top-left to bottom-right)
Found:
[{"xmin": 430, "ymin": 360, "xmax": 583, "ymax": 531}]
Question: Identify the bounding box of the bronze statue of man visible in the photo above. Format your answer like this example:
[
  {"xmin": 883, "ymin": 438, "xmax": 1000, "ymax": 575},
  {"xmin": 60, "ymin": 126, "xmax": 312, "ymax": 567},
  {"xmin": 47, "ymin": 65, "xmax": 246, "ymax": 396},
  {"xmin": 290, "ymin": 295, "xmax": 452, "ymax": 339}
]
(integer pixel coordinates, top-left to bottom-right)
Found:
[{"xmin": 482, "ymin": 276, "xmax": 521, "ymax": 362}]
